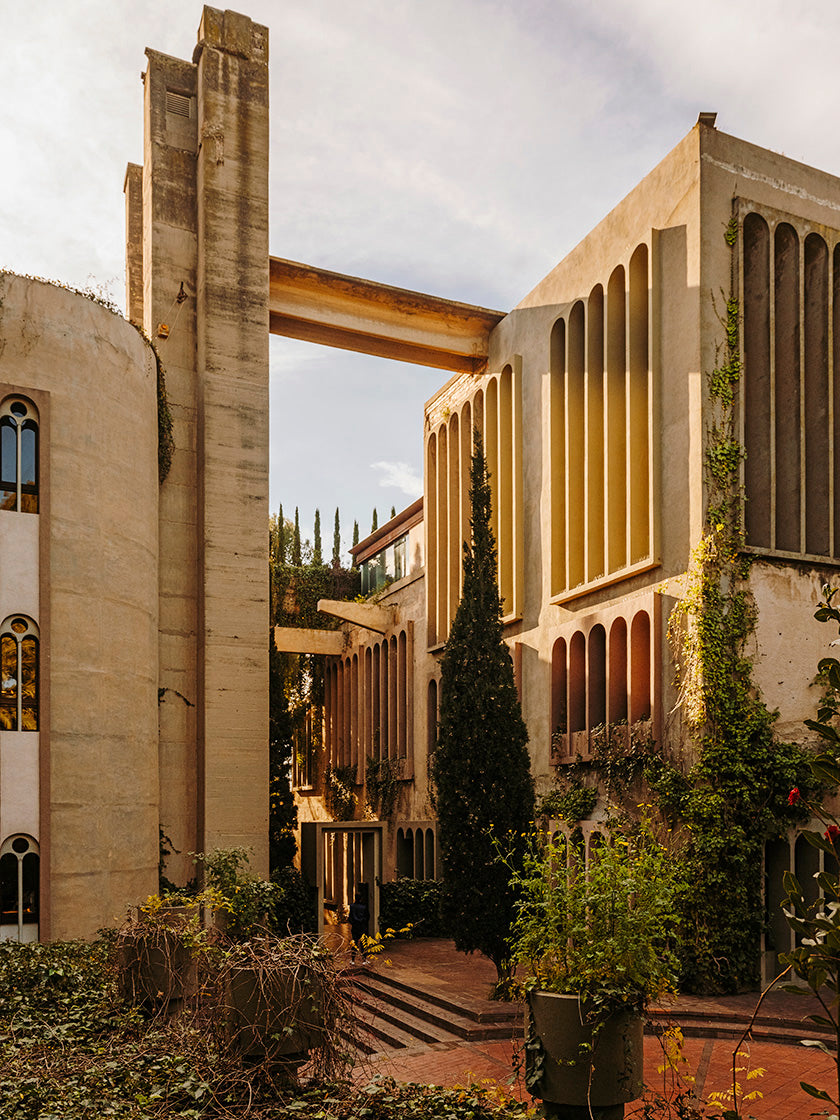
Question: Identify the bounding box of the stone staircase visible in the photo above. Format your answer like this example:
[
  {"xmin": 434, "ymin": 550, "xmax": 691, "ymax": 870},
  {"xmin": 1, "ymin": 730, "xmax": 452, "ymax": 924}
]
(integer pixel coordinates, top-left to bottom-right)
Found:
[
  {"xmin": 350, "ymin": 967, "xmax": 522, "ymax": 1054},
  {"xmin": 648, "ymin": 1004, "xmax": 836, "ymax": 1050}
]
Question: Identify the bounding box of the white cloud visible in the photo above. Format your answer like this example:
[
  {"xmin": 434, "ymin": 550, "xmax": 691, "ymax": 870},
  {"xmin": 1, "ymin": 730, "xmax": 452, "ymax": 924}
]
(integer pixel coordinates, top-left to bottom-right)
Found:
[{"xmin": 370, "ymin": 461, "xmax": 424, "ymax": 498}]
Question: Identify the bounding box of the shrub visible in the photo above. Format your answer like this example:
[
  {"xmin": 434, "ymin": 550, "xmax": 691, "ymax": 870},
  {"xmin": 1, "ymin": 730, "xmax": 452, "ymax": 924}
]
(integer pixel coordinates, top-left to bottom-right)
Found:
[
  {"xmin": 378, "ymin": 878, "xmax": 451, "ymax": 938},
  {"xmin": 270, "ymin": 864, "xmax": 317, "ymax": 933}
]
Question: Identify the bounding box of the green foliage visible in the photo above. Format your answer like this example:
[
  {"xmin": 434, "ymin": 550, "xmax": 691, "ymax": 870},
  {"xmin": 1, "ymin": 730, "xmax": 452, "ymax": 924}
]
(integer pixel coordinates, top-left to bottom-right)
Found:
[
  {"xmin": 314, "ymin": 508, "xmax": 323, "ymax": 564},
  {"xmin": 535, "ymin": 783, "xmax": 597, "ymax": 824},
  {"xmin": 0, "ymin": 940, "xmax": 531, "ymax": 1119},
  {"xmin": 365, "ymin": 755, "xmax": 403, "ymax": 819},
  {"xmin": 661, "ymin": 220, "xmax": 813, "ymax": 992},
  {"xmin": 293, "ymin": 507, "xmax": 302, "ymax": 565},
  {"xmin": 270, "ymin": 864, "xmax": 317, "ymax": 934},
  {"xmin": 269, "ymin": 633, "xmax": 298, "ymax": 869},
  {"xmin": 352, "ymin": 520, "xmax": 360, "ymax": 553},
  {"xmin": 325, "ymin": 764, "xmax": 358, "ymax": 820},
  {"xmin": 378, "ymin": 877, "xmax": 451, "ymax": 938},
  {"xmin": 431, "ymin": 435, "xmax": 534, "ymax": 980},
  {"xmin": 156, "ymin": 345, "xmax": 174, "ymax": 484},
  {"xmin": 371, "ymin": 507, "xmax": 378, "ymax": 532},
  {"xmin": 502, "ymin": 813, "xmax": 680, "ymax": 1019},
  {"xmin": 776, "ymin": 587, "xmax": 840, "ymax": 1113}
]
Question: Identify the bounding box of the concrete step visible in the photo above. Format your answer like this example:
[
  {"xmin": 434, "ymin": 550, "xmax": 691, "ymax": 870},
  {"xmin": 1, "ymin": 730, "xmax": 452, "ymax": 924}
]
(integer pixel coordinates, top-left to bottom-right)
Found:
[
  {"xmin": 360, "ymin": 965, "xmax": 521, "ymax": 1026},
  {"xmin": 648, "ymin": 1008, "xmax": 836, "ymax": 1048},
  {"xmin": 351, "ymin": 971, "xmax": 520, "ymax": 1052}
]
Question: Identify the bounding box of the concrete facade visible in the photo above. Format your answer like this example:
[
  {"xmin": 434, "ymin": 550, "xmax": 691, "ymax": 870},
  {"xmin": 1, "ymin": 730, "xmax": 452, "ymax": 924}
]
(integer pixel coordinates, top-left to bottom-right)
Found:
[{"xmin": 3, "ymin": 5, "xmax": 840, "ymax": 969}]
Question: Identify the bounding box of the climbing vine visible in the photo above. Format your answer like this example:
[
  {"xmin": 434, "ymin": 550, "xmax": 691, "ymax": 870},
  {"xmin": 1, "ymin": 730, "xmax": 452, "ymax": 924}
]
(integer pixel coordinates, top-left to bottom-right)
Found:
[
  {"xmin": 324, "ymin": 764, "xmax": 358, "ymax": 821},
  {"xmin": 658, "ymin": 214, "xmax": 813, "ymax": 991},
  {"xmin": 365, "ymin": 755, "xmax": 403, "ymax": 819}
]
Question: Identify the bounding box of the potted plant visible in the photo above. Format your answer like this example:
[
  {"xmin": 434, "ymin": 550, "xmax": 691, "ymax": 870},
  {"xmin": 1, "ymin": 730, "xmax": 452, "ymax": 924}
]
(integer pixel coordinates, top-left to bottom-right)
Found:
[
  {"xmin": 115, "ymin": 892, "xmax": 209, "ymax": 1013},
  {"xmin": 502, "ymin": 812, "xmax": 680, "ymax": 1117},
  {"xmin": 220, "ymin": 933, "xmax": 353, "ymax": 1079}
]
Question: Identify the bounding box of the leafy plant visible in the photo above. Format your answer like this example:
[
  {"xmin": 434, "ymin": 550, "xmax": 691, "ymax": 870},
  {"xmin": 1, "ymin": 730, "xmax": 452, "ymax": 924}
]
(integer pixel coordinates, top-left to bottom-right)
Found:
[
  {"xmin": 324, "ymin": 764, "xmax": 358, "ymax": 820},
  {"xmin": 536, "ymin": 783, "xmax": 597, "ymax": 824},
  {"xmin": 365, "ymin": 755, "xmax": 403, "ymax": 818},
  {"xmin": 502, "ymin": 811, "xmax": 680, "ymax": 1017},
  {"xmin": 430, "ymin": 435, "xmax": 534, "ymax": 983},
  {"xmin": 194, "ymin": 847, "xmax": 280, "ymax": 940},
  {"xmin": 378, "ymin": 877, "xmax": 451, "ymax": 938}
]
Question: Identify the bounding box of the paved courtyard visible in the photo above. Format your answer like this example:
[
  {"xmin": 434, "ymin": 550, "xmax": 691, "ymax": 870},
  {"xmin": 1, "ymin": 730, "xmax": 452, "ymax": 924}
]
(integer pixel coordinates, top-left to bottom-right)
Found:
[{"xmin": 347, "ymin": 938, "xmax": 836, "ymax": 1119}]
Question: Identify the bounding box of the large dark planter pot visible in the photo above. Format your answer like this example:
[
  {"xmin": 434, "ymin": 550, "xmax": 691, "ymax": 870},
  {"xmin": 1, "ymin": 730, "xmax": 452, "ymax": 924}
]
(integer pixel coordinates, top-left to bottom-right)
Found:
[
  {"xmin": 526, "ymin": 991, "xmax": 643, "ymax": 1115},
  {"xmin": 116, "ymin": 912, "xmax": 198, "ymax": 1012},
  {"xmin": 225, "ymin": 964, "xmax": 324, "ymax": 1064}
]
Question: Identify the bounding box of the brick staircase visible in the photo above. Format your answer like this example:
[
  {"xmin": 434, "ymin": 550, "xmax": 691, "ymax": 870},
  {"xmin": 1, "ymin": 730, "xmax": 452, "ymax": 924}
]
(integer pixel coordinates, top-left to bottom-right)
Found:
[
  {"xmin": 349, "ymin": 964, "xmax": 835, "ymax": 1056},
  {"xmin": 350, "ymin": 967, "xmax": 522, "ymax": 1054},
  {"xmin": 648, "ymin": 1004, "xmax": 836, "ymax": 1049}
]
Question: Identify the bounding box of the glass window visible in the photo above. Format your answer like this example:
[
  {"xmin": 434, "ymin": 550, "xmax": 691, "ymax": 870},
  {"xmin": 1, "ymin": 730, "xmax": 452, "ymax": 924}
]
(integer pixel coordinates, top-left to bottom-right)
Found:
[
  {"xmin": 0, "ymin": 399, "xmax": 39, "ymax": 514},
  {"xmin": 0, "ymin": 836, "xmax": 39, "ymax": 940},
  {"xmin": 0, "ymin": 618, "xmax": 38, "ymax": 731}
]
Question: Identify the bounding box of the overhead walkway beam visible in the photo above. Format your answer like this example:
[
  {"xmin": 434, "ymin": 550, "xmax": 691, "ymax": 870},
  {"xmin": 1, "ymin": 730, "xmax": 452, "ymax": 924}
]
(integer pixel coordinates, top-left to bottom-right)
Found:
[{"xmin": 269, "ymin": 257, "xmax": 505, "ymax": 374}]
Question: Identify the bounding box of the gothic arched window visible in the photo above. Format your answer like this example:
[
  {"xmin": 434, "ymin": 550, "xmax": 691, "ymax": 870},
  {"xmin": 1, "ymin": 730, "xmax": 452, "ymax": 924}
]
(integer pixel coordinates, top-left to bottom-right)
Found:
[
  {"xmin": 0, "ymin": 616, "xmax": 39, "ymax": 731},
  {"xmin": 0, "ymin": 398, "xmax": 39, "ymax": 514}
]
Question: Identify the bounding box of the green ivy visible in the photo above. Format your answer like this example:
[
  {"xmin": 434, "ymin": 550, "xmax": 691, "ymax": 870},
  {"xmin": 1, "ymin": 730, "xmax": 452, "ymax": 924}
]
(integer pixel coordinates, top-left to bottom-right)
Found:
[
  {"xmin": 365, "ymin": 755, "xmax": 403, "ymax": 819},
  {"xmin": 660, "ymin": 213, "xmax": 813, "ymax": 991},
  {"xmin": 535, "ymin": 783, "xmax": 597, "ymax": 824},
  {"xmin": 324, "ymin": 764, "xmax": 358, "ymax": 821}
]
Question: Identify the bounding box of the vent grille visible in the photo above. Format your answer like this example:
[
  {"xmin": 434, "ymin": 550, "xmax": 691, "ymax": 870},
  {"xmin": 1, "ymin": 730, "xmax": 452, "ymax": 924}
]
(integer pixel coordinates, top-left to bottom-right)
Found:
[{"xmin": 166, "ymin": 90, "xmax": 191, "ymax": 118}]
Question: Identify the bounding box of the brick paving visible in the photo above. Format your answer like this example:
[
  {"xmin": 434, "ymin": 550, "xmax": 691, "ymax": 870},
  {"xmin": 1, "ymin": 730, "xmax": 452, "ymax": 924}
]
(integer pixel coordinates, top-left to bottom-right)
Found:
[{"xmin": 346, "ymin": 938, "xmax": 838, "ymax": 1118}]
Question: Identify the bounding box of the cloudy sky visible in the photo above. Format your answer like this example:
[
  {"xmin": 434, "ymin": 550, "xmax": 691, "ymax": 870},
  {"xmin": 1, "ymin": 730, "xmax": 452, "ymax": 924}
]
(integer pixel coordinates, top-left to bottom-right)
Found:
[{"xmin": 4, "ymin": 0, "xmax": 840, "ymax": 554}]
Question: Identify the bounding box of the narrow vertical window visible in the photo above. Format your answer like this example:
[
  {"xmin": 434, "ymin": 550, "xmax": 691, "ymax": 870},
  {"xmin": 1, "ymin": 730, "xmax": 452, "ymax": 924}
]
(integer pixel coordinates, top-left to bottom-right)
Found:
[
  {"xmin": 0, "ymin": 618, "xmax": 38, "ymax": 732},
  {"xmin": 0, "ymin": 836, "xmax": 39, "ymax": 942},
  {"xmin": 0, "ymin": 400, "xmax": 39, "ymax": 514}
]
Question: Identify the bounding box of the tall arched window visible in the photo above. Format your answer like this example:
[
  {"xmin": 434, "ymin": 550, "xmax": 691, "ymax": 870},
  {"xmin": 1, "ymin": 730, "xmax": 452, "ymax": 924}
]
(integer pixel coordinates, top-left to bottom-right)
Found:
[
  {"xmin": 0, "ymin": 835, "xmax": 39, "ymax": 942},
  {"xmin": 0, "ymin": 398, "xmax": 39, "ymax": 513},
  {"xmin": 0, "ymin": 616, "xmax": 39, "ymax": 731}
]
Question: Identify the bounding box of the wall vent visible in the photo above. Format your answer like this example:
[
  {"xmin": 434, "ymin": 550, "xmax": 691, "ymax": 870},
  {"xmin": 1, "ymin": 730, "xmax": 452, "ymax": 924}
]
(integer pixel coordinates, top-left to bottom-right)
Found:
[{"xmin": 165, "ymin": 90, "xmax": 192, "ymax": 118}]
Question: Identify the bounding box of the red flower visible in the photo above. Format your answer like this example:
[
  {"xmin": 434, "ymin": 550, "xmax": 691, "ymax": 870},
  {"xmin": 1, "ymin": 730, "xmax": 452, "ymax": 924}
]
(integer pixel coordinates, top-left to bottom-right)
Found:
[
  {"xmin": 788, "ymin": 788, "xmax": 801, "ymax": 806},
  {"xmin": 826, "ymin": 825, "xmax": 840, "ymax": 843}
]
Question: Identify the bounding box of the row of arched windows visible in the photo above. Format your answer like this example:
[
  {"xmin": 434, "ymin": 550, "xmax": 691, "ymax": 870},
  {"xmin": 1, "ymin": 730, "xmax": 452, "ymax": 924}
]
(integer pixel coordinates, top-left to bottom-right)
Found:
[
  {"xmin": 425, "ymin": 364, "xmax": 521, "ymax": 646},
  {"xmin": 0, "ymin": 397, "xmax": 38, "ymax": 514},
  {"xmin": 396, "ymin": 825, "xmax": 435, "ymax": 879},
  {"xmin": 0, "ymin": 616, "xmax": 39, "ymax": 732},
  {"xmin": 550, "ymin": 245, "xmax": 652, "ymax": 599},
  {"xmin": 742, "ymin": 209, "xmax": 840, "ymax": 561},
  {"xmin": 551, "ymin": 601, "xmax": 655, "ymax": 761},
  {"xmin": 323, "ymin": 628, "xmax": 412, "ymax": 772}
]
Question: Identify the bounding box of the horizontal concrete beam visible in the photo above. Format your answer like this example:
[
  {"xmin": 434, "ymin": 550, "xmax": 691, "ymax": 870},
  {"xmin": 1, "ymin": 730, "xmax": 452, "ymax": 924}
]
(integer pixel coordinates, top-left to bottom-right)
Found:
[
  {"xmin": 269, "ymin": 257, "xmax": 505, "ymax": 374},
  {"xmin": 273, "ymin": 627, "xmax": 346, "ymax": 655},
  {"xmin": 317, "ymin": 599, "xmax": 396, "ymax": 634}
]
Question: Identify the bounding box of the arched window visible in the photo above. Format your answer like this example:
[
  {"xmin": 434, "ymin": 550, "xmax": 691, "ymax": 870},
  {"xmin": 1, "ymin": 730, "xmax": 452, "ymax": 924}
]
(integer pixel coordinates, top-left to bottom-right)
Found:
[
  {"xmin": 0, "ymin": 398, "xmax": 39, "ymax": 514},
  {"xmin": 0, "ymin": 616, "xmax": 39, "ymax": 731},
  {"xmin": 0, "ymin": 835, "xmax": 39, "ymax": 942}
]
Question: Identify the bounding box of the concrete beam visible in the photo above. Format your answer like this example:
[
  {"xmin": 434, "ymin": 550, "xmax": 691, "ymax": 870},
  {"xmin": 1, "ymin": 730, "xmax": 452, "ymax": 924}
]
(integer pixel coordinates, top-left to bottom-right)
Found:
[
  {"xmin": 273, "ymin": 627, "xmax": 346, "ymax": 655},
  {"xmin": 269, "ymin": 257, "xmax": 505, "ymax": 374},
  {"xmin": 317, "ymin": 599, "xmax": 396, "ymax": 634}
]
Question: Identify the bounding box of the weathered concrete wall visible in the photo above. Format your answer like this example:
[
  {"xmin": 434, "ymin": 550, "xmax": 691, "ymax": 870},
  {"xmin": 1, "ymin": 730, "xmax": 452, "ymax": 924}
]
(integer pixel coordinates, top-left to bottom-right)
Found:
[{"xmin": 0, "ymin": 274, "xmax": 159, "ymax": 937}]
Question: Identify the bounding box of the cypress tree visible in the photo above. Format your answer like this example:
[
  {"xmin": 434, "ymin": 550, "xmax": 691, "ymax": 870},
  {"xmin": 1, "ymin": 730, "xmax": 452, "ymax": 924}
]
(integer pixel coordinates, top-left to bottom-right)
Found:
[
  {"xmin": 332, "ymin": 508, "xmax": 341, "ymax": 568},
  {"xmin": 431, "ymin": 435, "xmax": 534, "ymax": 982},
  {"xmin": 313, "ymin": 508, "xmax": 322, "ymax": 565},
  {"xmin": 277, "ymin": 503, "xmax": 286, "ymax": 565},
  {"xmin": 390, "ymin": 505, "xmax": 396, "ymax": 520},
  {"xmin": 292, "ymin": 507, "xmax": 302, "ymax": 566},
  {"xmin": 352, "ymin": 520, "xmax": 359, "ymax": 550},
  {"xmin": 371, "ymin": 508, "xmax": 378, "ymax": 532}
]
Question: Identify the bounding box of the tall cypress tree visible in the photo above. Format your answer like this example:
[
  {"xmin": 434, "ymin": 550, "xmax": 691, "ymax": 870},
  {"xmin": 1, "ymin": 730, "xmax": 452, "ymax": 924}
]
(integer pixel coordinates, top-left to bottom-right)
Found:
[
  {"xmin": 277, "ymin": 503, "xmax": 286, "ymax": 565},
  {"xmin": 313, "ymin": 508, "xmax": 322, "ymax": 565},
  {"xmin": 431, "ymin": 435, "xmax": 533, "ymax": 982},
  {"xmin": 352, "ymin": 520, "xmax": 360, "ymax": 553},
  {"xmin": 371, "ymin": 508, "xmax": 378, "ymax": 532},
  {"xmin": 332, "ymin": 508, "xmax": 341, "ymax": 568},
  {"xmin": 292, "ymin": 507, "xmax": 302, "ymax": 566}
]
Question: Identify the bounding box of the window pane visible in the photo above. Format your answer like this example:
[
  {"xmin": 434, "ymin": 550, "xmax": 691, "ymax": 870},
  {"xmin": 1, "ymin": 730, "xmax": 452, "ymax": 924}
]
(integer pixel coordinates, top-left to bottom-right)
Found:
[
  {"xmin": 20, "ymin": 638, "xmax": 37, "ymax": 731},
  {"xmin": 20, "ymin": 491, "xmax": 37, "ymax": 514},
  {"xmin": 22, "ymin": 853, "xmax": 38, "ymax": 921},
  {"xmin": 1, "ymin": 635, "xmax": 17, "ymax": 699},
  {"xmin": 0, "ymin": 420, "xmax": 16, "ymax": 489},
  {"xmin": 20, "ymin": 424, "xmax": 36, "ymax": 487},
  {"xmin": 0, "ymin": 490, "xmax": 15, "ymax": 511},
  {"xmin": 0, "ymin": 854, "xmax": 17, "ymax": 923}
]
